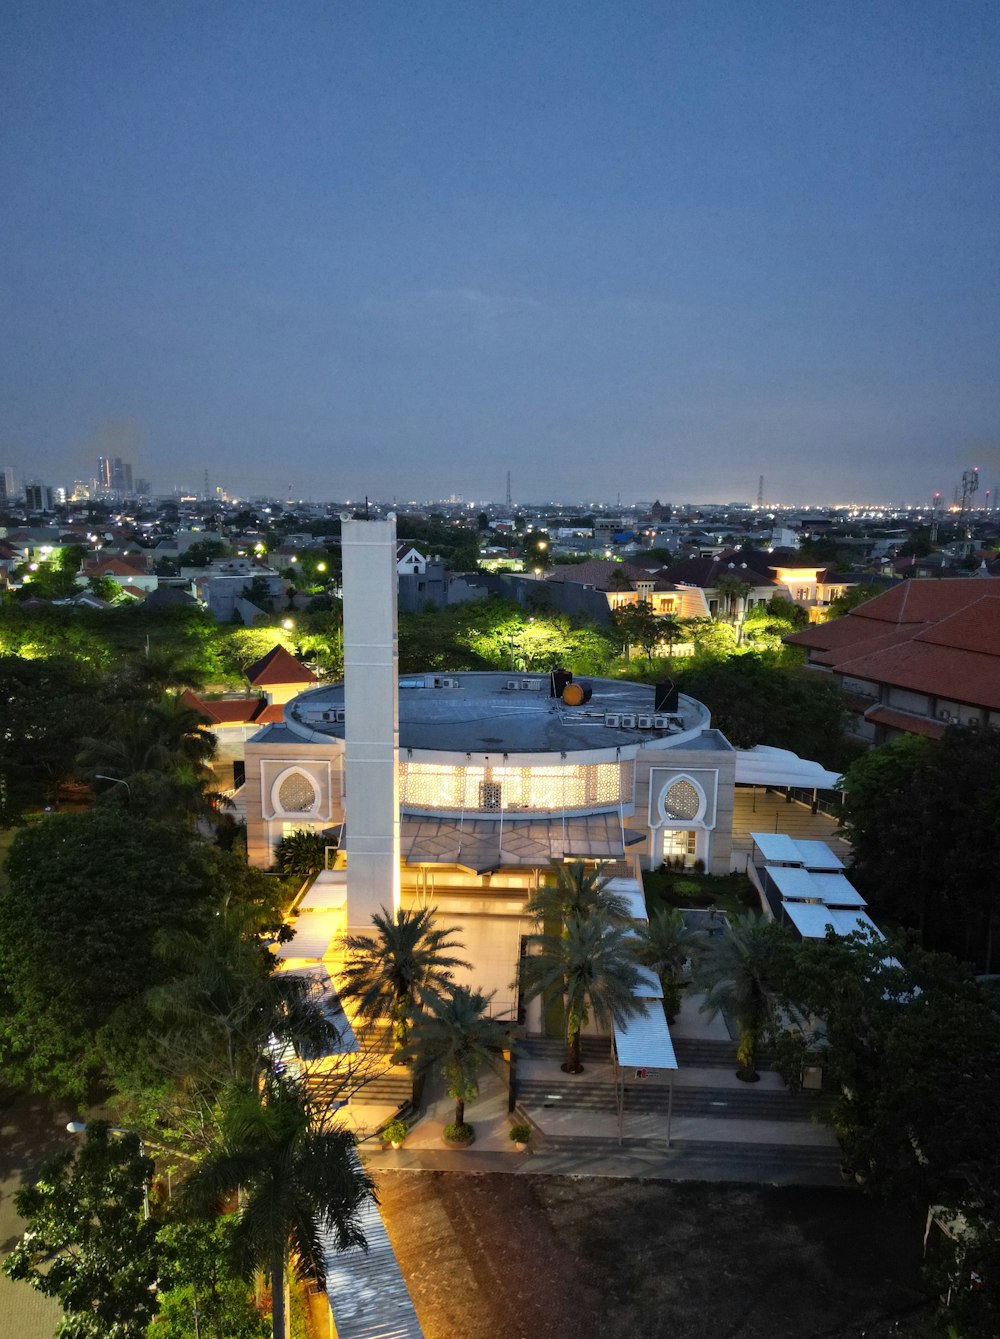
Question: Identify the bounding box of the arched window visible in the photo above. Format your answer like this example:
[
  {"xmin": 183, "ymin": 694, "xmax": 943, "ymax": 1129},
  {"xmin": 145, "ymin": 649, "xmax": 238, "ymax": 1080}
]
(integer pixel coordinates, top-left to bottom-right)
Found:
[
  {"xmin": 273, "ymin": 768, "xmax": 319, "ymax": 815},
  {"xmin": 661, "ymin": 777, "xmax": 704, "ymax": 822}
]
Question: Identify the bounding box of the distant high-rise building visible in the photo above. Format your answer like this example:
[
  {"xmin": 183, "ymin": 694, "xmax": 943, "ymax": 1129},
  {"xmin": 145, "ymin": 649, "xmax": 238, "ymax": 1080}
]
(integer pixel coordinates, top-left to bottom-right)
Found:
[
  {"xmin": 134, "ymin": 477, "xmax": 151, "ymax": 496},
  {"xmin": 25, "ymin": 483, "xmax": 54, "ymax": 511},
  {"xmin": 98, "ymin": 455, "xmax": 134, "ymax": 495},
  {"xmin": 0, "ymin": 467, "xmax": 15, "ymax": 503}
]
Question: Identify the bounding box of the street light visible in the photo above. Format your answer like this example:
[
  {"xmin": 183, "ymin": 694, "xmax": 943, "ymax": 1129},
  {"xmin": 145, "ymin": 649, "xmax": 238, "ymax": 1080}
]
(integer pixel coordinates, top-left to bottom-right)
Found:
[{"xmin": 95, "ymin": 774, "xmax": 131, "ymax": 799}]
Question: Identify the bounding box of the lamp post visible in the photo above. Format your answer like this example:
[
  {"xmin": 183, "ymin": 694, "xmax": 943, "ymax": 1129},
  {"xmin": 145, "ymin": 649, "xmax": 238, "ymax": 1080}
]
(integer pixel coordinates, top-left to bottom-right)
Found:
[
  {"xmin": 66, "ymin": 1121, "xmax": 149, "ymax": 1221},
  {"xmin": 94, "ymin": 774, "xmax": 131, "ymax": 799}
]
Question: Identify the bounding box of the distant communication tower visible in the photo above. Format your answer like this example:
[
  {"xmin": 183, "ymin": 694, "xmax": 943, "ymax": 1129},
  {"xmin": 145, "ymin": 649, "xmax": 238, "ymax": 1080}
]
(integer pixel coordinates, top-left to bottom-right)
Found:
[
  {"xmin": 756, "ymin": 475, "xmax": 765, "ymax": 508},
  {"xmin": 505, "ymin": 470, "xmax": 512, "ymax": 511},
  {"xmin": 958, "ymin": 467, "xmax": 979, "ymax": 537}
]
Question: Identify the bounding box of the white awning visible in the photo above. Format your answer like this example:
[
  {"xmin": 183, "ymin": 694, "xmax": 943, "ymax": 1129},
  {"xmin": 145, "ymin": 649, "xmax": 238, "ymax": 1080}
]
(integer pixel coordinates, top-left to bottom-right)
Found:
[
  {"xmin": 273, "ymin": 964, "xmax": 358, "ymax": 1059},
  {"xmin": 603, "ymin": 876, "xmax": 648, "ymax": 921},
  {"xmin": 613, "ymin": 1001, "xmax": 677, "ymax": 1071},
  {"xmin": 272, "ymin": 911, "xmax": 342, "ymax": 961},
  {"xmin": 751, "ymin": 833, "xmax": 844, "ymax": 872},
  {"xmin": 735, "ymin": 745, "xmax": 842, "ymax": 790},
  {"xmin": 782, "ymin": 902, "xmax": 883, "ymax": 941},
  {"xmin": 298, "ymin": 871, "xmax": 348, "ymax": 912},
  {"xmin": 766, "ymin": 866, "xmax": 864, "ymax": 907}
]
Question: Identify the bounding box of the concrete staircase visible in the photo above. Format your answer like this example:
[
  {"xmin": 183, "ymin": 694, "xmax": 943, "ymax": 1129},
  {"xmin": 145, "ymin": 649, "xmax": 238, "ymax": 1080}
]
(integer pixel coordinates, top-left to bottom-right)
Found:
[{"xmin": 516, "ymin": 1076, "xmax": 827, "ymax": 1122}]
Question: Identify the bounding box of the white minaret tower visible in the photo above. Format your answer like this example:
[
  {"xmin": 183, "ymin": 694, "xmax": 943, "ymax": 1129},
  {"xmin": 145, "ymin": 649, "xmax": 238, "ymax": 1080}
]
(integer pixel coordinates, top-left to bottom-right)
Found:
[{"xmin": 340, "ymin": 514, "xmax": 401, "ymax": 930}]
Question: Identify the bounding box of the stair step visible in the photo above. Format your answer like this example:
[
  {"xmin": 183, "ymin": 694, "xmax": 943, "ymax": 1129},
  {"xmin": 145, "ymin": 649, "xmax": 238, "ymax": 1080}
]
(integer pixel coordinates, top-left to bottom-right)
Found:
[{"xmin": 516, "ymin": 1079, "xmax": 827, "ymax": 1122}]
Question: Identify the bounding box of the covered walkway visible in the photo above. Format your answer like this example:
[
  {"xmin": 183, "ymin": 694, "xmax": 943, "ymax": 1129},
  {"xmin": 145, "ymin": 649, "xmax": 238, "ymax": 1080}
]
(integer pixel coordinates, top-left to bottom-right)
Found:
[{"xmin": 731, "ymin": 787, "xmax": 851, "ymax": 872}]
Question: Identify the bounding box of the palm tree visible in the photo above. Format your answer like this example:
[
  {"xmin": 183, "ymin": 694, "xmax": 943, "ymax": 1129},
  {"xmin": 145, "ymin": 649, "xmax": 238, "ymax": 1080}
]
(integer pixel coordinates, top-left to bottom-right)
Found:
[
  {"xmin": 181, "ymin": 1079, "xmax": 375, "ymax": 1339},
  {"xmin": 636, "ymin": 908, "xmax": 707, "ymax": 1022},
  {"xmin": 520, "ymin": 914, "xmax": 646, "ymax": 1073},
  {"xmin": 339, "ymin": 906, "xmax": 469, "ymax": 1055},
  {"xmin": 693, "ymin": 911, "xmax": 775, "ymax": 1082},
  {"xmin": 402, "ymin": 985, "xmax": 515, "ymax": 1129},
  {"xmin": 526, "ymin": 860, "xmax": 633, "ymax": 927},
  {"xmin": 658, "ymin": 613, "xmax": 685, "ymax": 657}
]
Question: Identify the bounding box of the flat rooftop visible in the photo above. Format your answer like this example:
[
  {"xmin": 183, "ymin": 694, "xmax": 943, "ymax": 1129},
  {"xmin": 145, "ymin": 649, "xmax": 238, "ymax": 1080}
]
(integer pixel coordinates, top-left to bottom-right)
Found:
[{"xmin": 282, "ymin": 671, "xmax": 718, "ymax": 756}]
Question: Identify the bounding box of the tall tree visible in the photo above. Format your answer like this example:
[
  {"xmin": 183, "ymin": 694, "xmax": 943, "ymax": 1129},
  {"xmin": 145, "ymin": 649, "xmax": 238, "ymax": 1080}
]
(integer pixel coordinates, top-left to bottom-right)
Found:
[
  {"xmin": 403, "ymin": 985, "xmax": 515, "ymax": 1129},
  {"xmin": 339, "ymin": 906, "xmax": 469, "ymax": 1054},
  {"xmin": 520, "ymin": 914, "xmax": 646, "ymax": 1073},
  {"xmin": 636, "ymin": 908, "xmax": 707, "ymax": 1022},
  {"xmin": 3, "ymin": 1122, "xmax": 160, "ymax": 1339},
  {"xmin": 526, "ymin": 859, "xmax": 633, "ymax": 926},
  {"xmin": 181, "ymin": 1080, "xmax": 375, "ymax": 1339},
  {"xmin": 694, "ymin": 912, "xmax": 779, "ymax": 1081}
]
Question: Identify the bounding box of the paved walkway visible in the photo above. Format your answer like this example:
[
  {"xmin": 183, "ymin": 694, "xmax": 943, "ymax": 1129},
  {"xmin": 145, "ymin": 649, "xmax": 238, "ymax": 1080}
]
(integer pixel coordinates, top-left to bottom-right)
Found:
[
  {"xmin": 0, "ymin": 1090, "xmax": 74, "ymax": 1339},
  {"xmin": 730, "ymin": 787, "xmax": 851, "ymax": 872},
  {"xmin": 357, "ymin": 991, "xmax": 844, "ymax": 1188}
]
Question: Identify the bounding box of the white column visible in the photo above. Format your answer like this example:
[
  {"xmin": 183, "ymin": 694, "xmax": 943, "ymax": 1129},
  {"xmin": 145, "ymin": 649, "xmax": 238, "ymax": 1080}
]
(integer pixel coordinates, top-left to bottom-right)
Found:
[{"xmin": 341, "ymin": 516, "xmax": 400, "ymax": 929}]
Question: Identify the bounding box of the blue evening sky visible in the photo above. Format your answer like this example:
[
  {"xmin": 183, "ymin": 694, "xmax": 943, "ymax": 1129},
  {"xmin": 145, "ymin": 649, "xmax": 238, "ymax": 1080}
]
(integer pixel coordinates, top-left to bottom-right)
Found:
[{"xmin": 2, "ymin": 1, "xmax": 998, "ymax": 504}]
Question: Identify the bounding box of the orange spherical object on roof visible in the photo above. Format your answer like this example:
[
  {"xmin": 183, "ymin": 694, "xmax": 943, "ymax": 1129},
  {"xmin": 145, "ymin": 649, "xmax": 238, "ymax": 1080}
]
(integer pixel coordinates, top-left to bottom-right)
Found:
[{"xmin": 562, "ymin": 682, "xmax": 585, "ymax": 706}]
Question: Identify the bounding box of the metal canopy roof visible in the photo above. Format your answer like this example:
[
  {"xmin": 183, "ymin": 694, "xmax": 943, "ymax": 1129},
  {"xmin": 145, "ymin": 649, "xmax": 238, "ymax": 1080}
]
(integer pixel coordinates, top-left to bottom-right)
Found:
[
  {"xmin": 603, "ymin": 876, "xmax": 649, "ymax": 921},
  {"xmin": 735, "ymin": 744, "xmax": 842, "ymax": 790},
  {"xmin": 782, "ymin": 901, "xmax": 883, "ymax": 941},
  {"xmin": 766, "ymin": 866, "xmax": 865, "ymax": 907},
  {"xmin": 272, "ymin": 910, "xmax": 341, "ymax": 961},
  {"xmin": 613, "ymin": 1001, "xmax": 677, "ymax": 1071},
  {"xmin": 750, "ymin": 832, "xmax": 803, "ymax": 864},
  {"xmin": 400, "ymin": 814, "xmax": 644, "ymax": 873},
  {"xmin": 751, "ymin": 833, "xmax": 844, "ymax": 871},
  {"xmin": 321, "ymin": 1157, "xmax": 424, "ymax": 1339},
  {"xmin": 298, "ymin": 870, "xmax": 348, "ymax": 911}
]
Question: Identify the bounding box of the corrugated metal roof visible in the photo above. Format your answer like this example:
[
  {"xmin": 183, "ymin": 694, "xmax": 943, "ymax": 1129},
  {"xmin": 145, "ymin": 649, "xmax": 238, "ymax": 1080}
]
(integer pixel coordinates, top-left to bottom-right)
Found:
[
  {"xmin": 809, "ymin": 872, "xmax": 866, "ymax": 907},
  {"xmin": 793, "ymin": 840, "xmax": 844, "ymax": 872},
  {"xmin": 782, "ymin": 902, "xmax": 883, "ymax": 941},
  {"xmin": 750, "ymin": 832, "xmax": 802, "ymax": 864},
  {"xmin": 321, "ymin": 1160, "xmax": 424, "ymax": 1339},
  {"xmin": 273, "ymin": 911, "xmax": 342, "ymax": 960},
  {"xmin": 603, "ymin": 876, "xmax": 648, "ymax": 920},
  {"xmin": 613, "ymin": 1001, "xmax": 677, "ymax": 1071},
  {"xmin": 766, "ymin": 866, "xmax": 819, "ymax": 902}
]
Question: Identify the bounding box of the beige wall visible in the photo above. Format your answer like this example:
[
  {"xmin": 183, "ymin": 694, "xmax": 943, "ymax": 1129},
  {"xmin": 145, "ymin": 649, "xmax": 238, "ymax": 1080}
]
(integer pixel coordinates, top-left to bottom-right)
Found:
[{"xmin": 244, "ymin": 738, "xmax": 344, "ymax": 867}]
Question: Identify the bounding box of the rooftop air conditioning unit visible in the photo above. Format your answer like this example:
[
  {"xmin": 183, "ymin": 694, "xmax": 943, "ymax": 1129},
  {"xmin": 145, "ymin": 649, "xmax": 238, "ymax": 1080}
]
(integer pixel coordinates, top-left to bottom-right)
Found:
[
  {"xmin": 323, "ymin": 708, "xmax": 346, "ymax": 723},
  {"xmin": 604, "ymin": 713, "xmax": 622, "ymax": 728},
  {"xmin": 936, "ymin": 709, "xmax": 952, "ymax": 722},
  {"xmin": 506, "ymin": 679, "xmax": 519, "ymax": 690},
  {"xmin": 652, "ymin": 714, "xmax": 670, "ymax": 729},
  {"xmin": 433, "ymin": 676, "xmax": 459, "ymax": 689},
  {"xmin": 619, "ymin": 713, "xmax": 637, "ymax": 729},
  {"xmin": 637, "ymin": 714, "xmax": 654, "ymax": 729}
]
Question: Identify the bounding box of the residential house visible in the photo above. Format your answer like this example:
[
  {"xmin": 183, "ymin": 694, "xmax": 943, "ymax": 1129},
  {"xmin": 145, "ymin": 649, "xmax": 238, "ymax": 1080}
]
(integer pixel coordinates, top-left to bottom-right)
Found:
[{"xmin": 785, "ymin": 579, "xmax": 1000, "ymax": 744}]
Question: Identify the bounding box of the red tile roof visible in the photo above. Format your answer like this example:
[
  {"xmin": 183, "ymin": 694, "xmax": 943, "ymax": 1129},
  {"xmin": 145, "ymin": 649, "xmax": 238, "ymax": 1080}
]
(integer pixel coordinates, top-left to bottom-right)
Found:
[
  {"xmin": 863, "ymin": 706, "xmax": 946, "ymax": 740},
  {"xmin": 243, "ymin": 644, "xmax": 318, "ymax": 687},
  {"xmin": 181, "ymin": 690, "xmax": 269, "ymax": 725},
  {"xmin": 787, "ymin": 580, "xmax": 1000, "ymax": 712}
]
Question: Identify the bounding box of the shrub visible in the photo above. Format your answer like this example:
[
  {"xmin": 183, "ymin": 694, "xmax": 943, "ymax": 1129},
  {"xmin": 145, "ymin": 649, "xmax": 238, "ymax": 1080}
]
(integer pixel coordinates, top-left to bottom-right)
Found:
[
  {"xmin": 443, "ymin": 1121, "xmax": 475, "ymax": 1145},
  {"xmin": 509, "ymin": 1123, "xmax": 531, "ymax": 1145},
  {"xmin": 382, "ymin": 1119, "xmax": 408, "ymax": 1146}
]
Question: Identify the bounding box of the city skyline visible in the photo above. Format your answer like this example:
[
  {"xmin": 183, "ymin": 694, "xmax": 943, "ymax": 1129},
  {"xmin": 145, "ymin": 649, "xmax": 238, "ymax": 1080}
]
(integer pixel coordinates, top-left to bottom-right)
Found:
[{"xmin": 3, "ymin": 3, "xmax": 998, "ymax": 504}]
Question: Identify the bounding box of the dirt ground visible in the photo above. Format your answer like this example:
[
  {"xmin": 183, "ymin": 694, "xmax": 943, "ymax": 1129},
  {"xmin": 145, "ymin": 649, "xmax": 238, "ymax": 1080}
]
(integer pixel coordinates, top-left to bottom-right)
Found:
[{"xmin": 377, "ymin": 1172, "xmax": 930, "ymax": 1339}]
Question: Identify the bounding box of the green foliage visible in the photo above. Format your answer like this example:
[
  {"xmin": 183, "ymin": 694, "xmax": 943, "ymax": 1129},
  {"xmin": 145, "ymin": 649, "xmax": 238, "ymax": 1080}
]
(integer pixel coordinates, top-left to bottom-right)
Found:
[
  {"xmin": 403, "ymin": 984, "xmax": 515, "ymax": 1126},
  {"xmin": 526, "ymin": 860, "xmax": 633, "ymax": 925},
  {"xmin": 443, "ymin": 1121, "xmax": 475, "ymax": 1144},
  {"xmin": 840, "ymin": 724, "xmax": 1000, "ymax": 965},
  {"xmin": 3, "ymin": 1122, "xmax": 160, "ymax": 1339},
  {"xmin": 509, "ymin": 1123, "xmax": 531, "ymax": 1144},
  {"xmin": 180, "ymin": 539, "xmax": 231, "ymax": 567},
  {"xmin": 825, "ymin": 584, "xmax": 885, "ymax": 618},
  {"xmin": 0, "ymin": 810, "xmax": 241, "ymax": 1096},
  {"xmin": 675, "ymin": 654, "xmax": 854, "ymax": 768},
  {"xmin": 180, "ymin": 1080, "xmax": 375, "ymax": 1339},
  {"xmin": 273, "ymin": 828, "xmax": 329, "ymax": 878},
  {"xmin": 152, "ymin": 1219, "xmax": 270, "ymax": 1338},
  {"xmin": 521, "ymin": 914, "xmax": 646, "ymax": 1073},
  {"xmin": 636, "ymin": 908, "xmax": 707, "ymax": 1021},
  {"xmin": 340, "ymin": 906, "xmax": 469, "ymax": 1053},
  {"xmin": 382, "ymin": 1119, "xmax": 408, "ymax": 1145},
  {"xmin": 609, "ymin": 600, "xmax": 664, "ymax": 662},
  {"xmin": 694, "ymin": 912, "xmax": 784, "ymax": 1080}
]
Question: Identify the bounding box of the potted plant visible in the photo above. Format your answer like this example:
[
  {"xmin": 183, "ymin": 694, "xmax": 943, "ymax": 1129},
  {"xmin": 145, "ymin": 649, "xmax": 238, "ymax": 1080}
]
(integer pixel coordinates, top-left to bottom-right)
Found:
[
  {"xmin": 443, "ymin": 1121, "xmax": 475, "ymax": 1146},
  {"xmin": 383, "ymin": 1118, "xmax": 408, "ymax": 1150},
  {"xmin": 509, "ymin": 1122, "xmax": 531, "ymax": 1152}
]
